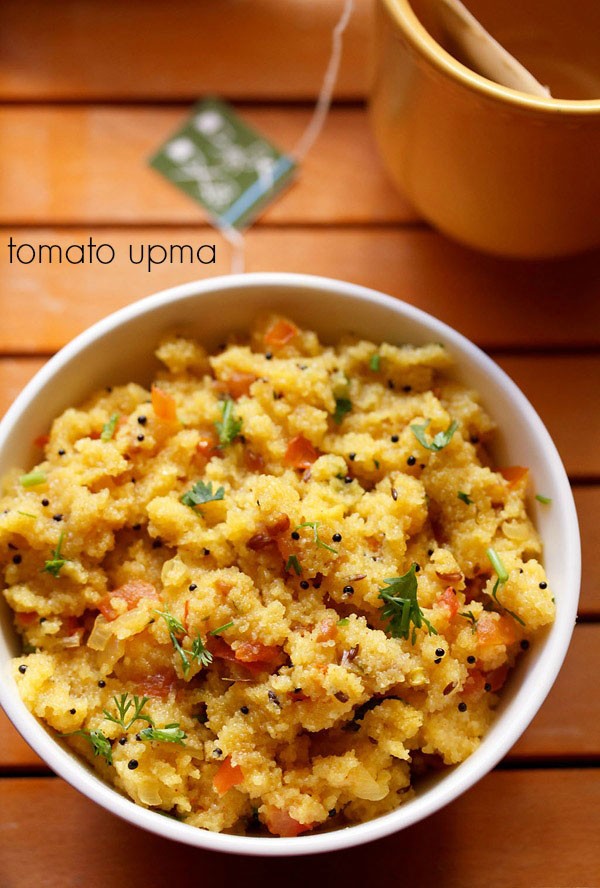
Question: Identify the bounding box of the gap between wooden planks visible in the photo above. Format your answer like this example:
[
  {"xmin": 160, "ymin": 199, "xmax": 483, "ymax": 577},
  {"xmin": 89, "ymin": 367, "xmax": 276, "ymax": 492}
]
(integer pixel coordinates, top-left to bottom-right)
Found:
[
  {"xmin": 0, "ymin": 0, "xmax": 373, "ymax": 102},
  {"xmin": 0, "ymin": 354, "xmax": 598, "ymax": 484},
  {"xmin": 2, "ymin": 228, "xmax": 600, "ymax": 352},
  {"xmin": 0, "ymin": 106, "xmax": 413, "ymax": 226},
  {"xmin": 1, "ymin": 623, "xmax": 598, "ymax": 773},
  {"xmin": 0, "ymin": 770, "xmax": 598, "ymax": 887}
]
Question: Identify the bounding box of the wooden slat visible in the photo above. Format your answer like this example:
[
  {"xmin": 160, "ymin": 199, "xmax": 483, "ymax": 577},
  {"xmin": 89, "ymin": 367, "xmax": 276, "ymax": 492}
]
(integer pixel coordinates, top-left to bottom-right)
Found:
[
  {"xmin": 0, "ymin": 0, "xmax": 372, "ymax": 101},
  {"xmin": 0, "ymin": 354, "xmax": 598, "ymax": 485},
  {"xmin": 1, "ymin": 625, "xmax": 598, "ymax": 771},
  {"xmin": 496, "ymin": 355, "xmax": 600, "ymax": 481},
  {"xmin": 575, "ymin": 487, "xmax": 600, "ymax": 614},
  {"xmin": 0, "ymin": 708, "xmax": 45, "ymax": 771},
  {"xmin": 0, "ymin": 359, "xmax": 45, "ymax": 417},
  {"xmin": 509, "ymin": 625, "xmax": 600, "ymax": 759},
  {"xmin": 0, "ymin": 770, "xmax": 598, "ymax": 886},
  {"xmin": 2, "ymin": 228, "xmax": 600, "ymax": 353},
  {"xmin": 0, "ymin": 106, "xmax": 413, "ymax": 225}
]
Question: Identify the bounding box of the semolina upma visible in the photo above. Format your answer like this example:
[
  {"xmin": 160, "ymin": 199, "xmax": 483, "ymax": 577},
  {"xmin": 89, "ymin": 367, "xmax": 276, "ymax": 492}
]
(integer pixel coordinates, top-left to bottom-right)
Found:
[{"xmin": 1, "ymin": 315, "xmax": 554, "ymax": 836}]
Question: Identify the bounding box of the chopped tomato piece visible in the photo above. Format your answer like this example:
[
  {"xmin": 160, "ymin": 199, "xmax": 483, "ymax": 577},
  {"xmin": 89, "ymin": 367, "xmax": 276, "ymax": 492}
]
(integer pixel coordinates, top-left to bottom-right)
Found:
[
  {"xmin": 136, "ymin": 671, "xmax": 177, "ymax": 699},
  {"xmin": 266, "ymin": 513, "xmax": 291, "ymax": 536},
  {"xmin": 284, "ymin": 434, "xmax": 319, "ymax": 470},
  {"xmin": 15, "ymin": 611, "xmax": 39, "ymax": 627},
  {"xmin": 262, "ymin": 806, "xmax": 315, "ymax": 837},
  {"xmin": 247, "ymin": 513, "xmax": 290, "ymax": 550},
  {"xmin": 476, "ymin": 613, "xmax": 517, "ymax": 647},
  {"xmin": 437, "ymin": 586, "xmax": 459, "ymax": 619},
  {"xmin": 33, "ymin": 434, "xmax": 49, "ymax": 449},
  {"xmin": 209, "ymin": 637, "xmax": 282, "ymax": 675},
  {"xmin": 98, "ymin": 580, "xmax": 159, "ymax": 622},
  {"xmin": 499, "ymin": 466, "xmax": 529, "ymax": 488},
  {"xmin": 61, "ymin": 616, "xmax": 83, "ymax": 637},
  {"xmin": 264, "ymin": 319, "xmax": 299, "ymax": 349},
  {"xmin": 151, "ymin": 384, "xmax": 177, "ymax": 422},
  {"xmin": 484, "ymin": 663, "xmax": 509, "ymax": 692},
  {"xmin": 208, "ymin": 636, "xmax": 237, "ymax": 662},
  {"xmin": 245, "ymin": 449, "xmax": 265, "ymax": 472},
  {"xmin": 235, "ymin": 642, "xmax": 282, "ymax": 665},
  {"xmin": 222, "ymin": 372, "xmax": 256, "ymax": 399},
  {"xmin": 315, "ymin": 617, "xmax": 337, "ymax": 642},
  {"xmin": 462, "ymin": 668, "xmax": 486, "ymax": 700},
  {"xmin": 213, "ymin": 756, "xmax": 243, "ymax": 795},
  {"xmin": 196, "ymin": 431, "xmax": 221, "ymax": 463}
]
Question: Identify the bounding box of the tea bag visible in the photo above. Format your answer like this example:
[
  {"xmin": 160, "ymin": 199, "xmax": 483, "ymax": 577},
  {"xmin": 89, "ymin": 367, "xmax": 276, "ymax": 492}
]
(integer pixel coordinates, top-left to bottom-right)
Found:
[{"xmin": 435, "ymin": 0, "xmax": 551, "ymax": 97}]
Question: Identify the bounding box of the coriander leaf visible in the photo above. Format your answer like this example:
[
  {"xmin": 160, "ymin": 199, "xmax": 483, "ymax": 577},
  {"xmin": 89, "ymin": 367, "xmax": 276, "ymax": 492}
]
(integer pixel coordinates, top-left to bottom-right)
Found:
[
  {"xmin": 215, "ymin": 398, "xmax": 242, "ymax": 446},
  {"xmin": 410, "ymin": 419, "xmax": 458, "ymax": 452},
  {"xmin": 103, "ymin": 694, "xmax": 153, "ymax": 731},
  {"xmin": 41, "ymin": 531, "xmax": 68, "ymax": 578},
  {"xmin": 535, "ymin": 494, "xmax": 552, "ymax": 504},
  {"xmin": 154, "ymin": 607, "xmax": 191, "ymax": 675},
  {"xmin": 333, "ymin": 397, "xmax": 352, "ymax": 425},
  {"xmin": 190, "ymin": 633, "xmax": 213, "ymax": 668},
  {"xmin": 459, "ymin": 610, "xmax": 479, "ymax": 633},
  {"xmin": 369, "ymin": 353, "xmax": 381, "ymax": 372},
  {"xmin": 457, "ymin": 491, "xmax": 473, "ymax": 505},
  {"xmin": 101, "ymin": 413, "xmax": 119, "ymax": 442},
  {"xmin": 295, "ymin": 521, "xmax": 339, "ymax": 555},
  {"xmin": 486, "ymin": 546, "xmax": 508, "ymax": 589},
  {"xmin": 337, "ymin": 617, "xmax": 350, "ymax": 626},
  {"xmin": 154, "ymin": 607, "xmax": 186, "ymax": 637},
  {"xmin": 139, "ymin": 724, "xmax": 187, "ymax": 745},
  {"xmin": 20, "ymin": 471, "xmax": 47, "ymax": 488},
  {"xmin": 485, "ymin": 547, "xmax": 526, "ymax": 626},
  {"xmin": 378, "ymin": 563, "xmax": 437, "ymax": 642},
  {"xmin": 87, "ymin": 730, "xmax": 113, "ymax": 764},
  {"xmin": 208, "ymin": 621, "xmax": 234, "ymax": 636},
  {"xmin": 181, "ymin": 480, "xmax": 225, "ymax": 510},
  {"xmin": 285, "ymin": 555, "xmax": 303, "ymax": 576},
  {"xmin": 62, "ymin": 729, "xmax": 113, "ymax": 765}
]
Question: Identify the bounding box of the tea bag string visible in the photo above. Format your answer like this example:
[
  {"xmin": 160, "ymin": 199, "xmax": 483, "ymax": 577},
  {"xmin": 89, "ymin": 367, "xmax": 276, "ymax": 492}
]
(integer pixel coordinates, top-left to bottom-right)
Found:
[{"xmin": 221, "ymin": 0, "xmax": 355, "ymax": 274}]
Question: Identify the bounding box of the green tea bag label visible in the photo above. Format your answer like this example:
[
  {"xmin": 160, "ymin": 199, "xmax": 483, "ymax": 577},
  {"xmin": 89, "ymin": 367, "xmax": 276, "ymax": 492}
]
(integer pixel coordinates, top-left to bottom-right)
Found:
[{"xmin": 150, "ymin": 98, "xmax": 296, "ymax": 230}]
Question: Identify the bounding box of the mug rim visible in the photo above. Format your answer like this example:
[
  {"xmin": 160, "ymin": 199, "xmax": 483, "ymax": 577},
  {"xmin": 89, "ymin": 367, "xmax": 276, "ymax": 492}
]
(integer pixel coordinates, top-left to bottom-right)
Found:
[{"xmin": 380, "ymin": 0, "xmax": 600, "ymax": 115}]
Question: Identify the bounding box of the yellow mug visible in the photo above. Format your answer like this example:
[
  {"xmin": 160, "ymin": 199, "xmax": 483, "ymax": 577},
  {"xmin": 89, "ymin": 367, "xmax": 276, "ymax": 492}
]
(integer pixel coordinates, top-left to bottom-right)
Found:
[{"xmin": 370, "ymin": 0, "xmax": 600, "ymax": 257}]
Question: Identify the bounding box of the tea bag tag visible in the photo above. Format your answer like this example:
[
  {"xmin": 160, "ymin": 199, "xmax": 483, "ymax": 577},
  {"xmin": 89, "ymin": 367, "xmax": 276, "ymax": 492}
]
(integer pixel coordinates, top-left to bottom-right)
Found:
[
  {"xmin": 436, "ymin": 0, "xmax": 551, "ymax": 97},
  {"xmin": 150, "ymin": 97, "xmax": 297, "ymax": 231},
  {"xmin": 149, "ymin": 0, "xmax": 354, "ymax": 272}
]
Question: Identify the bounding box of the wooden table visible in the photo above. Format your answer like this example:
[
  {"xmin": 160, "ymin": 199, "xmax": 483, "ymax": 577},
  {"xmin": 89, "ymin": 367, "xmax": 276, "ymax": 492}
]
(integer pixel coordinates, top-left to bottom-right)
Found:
[{"xmin": 1, "ymin": 3, "xmax": 599, "ymax": 886}]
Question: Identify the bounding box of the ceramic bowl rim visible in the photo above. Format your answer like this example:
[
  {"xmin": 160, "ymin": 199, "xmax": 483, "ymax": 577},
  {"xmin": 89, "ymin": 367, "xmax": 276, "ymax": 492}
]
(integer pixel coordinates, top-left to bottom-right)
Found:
[{"xmin": 0, "ymin": 272, "xmax": 580, "ymax": 856}]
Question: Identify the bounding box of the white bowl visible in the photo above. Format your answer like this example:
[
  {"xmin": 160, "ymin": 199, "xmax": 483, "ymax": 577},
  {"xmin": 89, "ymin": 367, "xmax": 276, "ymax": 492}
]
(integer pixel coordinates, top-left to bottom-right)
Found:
[{"xmin": 0, "ymin": 273, "xmax": 580, "ymax": 856}]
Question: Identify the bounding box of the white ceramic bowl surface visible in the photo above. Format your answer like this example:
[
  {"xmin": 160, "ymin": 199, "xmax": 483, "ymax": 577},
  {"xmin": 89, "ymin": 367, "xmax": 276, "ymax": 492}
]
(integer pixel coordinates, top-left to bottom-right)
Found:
[{"xmin": 0, "ymin": 273, "xmax": 580, "ymax": 856}]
